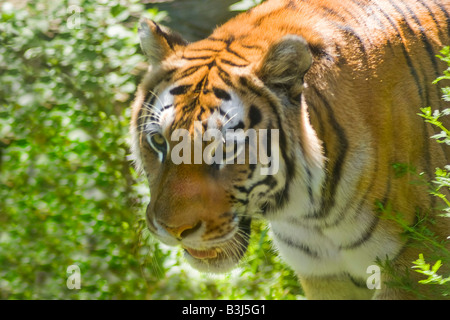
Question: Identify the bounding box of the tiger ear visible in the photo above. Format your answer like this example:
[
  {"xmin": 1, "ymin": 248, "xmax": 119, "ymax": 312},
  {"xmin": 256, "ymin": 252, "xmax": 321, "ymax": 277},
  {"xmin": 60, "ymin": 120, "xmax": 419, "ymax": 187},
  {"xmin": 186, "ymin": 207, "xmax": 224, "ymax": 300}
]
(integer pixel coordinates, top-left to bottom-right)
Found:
[
  {"xmin": 258, "ymin": 35, "xmax": 312, "ymax": 97},
  {"xmin": 138, "ymin": 18, "xmax": 187, "ymax": 65}
]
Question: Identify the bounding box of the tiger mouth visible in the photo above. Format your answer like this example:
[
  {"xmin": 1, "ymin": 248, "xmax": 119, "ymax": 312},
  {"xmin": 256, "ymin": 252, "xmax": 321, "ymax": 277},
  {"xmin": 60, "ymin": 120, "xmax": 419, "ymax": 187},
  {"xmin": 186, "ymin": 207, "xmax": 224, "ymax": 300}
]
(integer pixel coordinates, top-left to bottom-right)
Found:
[
  {"xmin": 182, "ymin": 246, "xmax": 223, "ymax": 260},
  {"xmin": 181, "ymin": 217, "xmax": 252, "ymax": 272}
]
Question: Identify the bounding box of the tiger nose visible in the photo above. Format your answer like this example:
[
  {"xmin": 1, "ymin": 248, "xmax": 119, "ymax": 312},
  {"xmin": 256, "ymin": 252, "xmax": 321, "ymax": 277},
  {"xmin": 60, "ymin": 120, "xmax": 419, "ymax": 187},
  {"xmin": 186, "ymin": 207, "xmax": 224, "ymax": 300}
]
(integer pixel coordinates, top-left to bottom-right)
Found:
[{"xmin": 163, "ymin": 221, "xmax": 202, "ymax": 240}]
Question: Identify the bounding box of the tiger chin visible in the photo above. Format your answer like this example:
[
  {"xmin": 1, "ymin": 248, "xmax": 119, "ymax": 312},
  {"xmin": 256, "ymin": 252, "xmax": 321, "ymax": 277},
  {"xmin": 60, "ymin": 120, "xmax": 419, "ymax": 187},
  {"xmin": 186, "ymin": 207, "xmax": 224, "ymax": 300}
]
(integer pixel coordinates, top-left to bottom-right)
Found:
[{"xmin": 130, "ymin": 0, "xmax": 450, "ymax": 299}]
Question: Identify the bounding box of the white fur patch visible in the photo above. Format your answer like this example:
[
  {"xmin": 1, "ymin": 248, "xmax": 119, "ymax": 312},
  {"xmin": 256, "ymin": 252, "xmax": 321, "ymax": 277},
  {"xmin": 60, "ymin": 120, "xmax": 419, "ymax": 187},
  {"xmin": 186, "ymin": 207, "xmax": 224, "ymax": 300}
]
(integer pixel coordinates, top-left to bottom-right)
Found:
[{"xmin": 210, "ymin": 91, "xmax": 246, "ymax": 131}]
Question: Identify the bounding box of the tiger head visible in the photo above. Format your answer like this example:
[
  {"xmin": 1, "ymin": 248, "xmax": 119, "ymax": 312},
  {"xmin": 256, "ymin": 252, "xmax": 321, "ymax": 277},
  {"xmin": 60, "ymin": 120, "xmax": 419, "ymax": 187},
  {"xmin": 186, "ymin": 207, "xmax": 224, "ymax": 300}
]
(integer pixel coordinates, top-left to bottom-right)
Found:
[{"xmin": 130, "ymin": 19, "xmax": 323, "ymax": 273}]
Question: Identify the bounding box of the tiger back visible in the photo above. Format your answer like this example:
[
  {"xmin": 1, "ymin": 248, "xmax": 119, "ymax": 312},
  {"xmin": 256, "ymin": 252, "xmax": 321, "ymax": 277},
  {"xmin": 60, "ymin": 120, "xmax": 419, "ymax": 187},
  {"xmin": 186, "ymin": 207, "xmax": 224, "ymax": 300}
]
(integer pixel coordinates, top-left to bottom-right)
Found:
[{"xmin": 130, "ymin": 0, "xmax": 450, "ymax": 299}]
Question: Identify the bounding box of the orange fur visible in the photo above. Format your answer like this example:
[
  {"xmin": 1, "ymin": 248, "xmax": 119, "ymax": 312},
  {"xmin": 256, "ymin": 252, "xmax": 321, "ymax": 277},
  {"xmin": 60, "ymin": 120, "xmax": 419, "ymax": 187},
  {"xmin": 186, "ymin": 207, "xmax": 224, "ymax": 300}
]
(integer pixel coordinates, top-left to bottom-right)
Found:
[{"xmin": 131, "ymin": 0, "xmax": 450, "ymax": 299}]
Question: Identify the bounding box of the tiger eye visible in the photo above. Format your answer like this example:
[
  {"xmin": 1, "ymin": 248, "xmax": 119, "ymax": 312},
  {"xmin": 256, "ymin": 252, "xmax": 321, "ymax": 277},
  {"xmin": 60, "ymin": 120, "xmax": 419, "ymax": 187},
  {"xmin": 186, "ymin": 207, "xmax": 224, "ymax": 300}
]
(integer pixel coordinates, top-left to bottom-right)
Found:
[
  {"xmin": 146, "ymin": 133, "xmax": 167, "ymax": 157},
  {"xmin": 151, "ymin": 133, "xmax": 165, "ymax": 147}
]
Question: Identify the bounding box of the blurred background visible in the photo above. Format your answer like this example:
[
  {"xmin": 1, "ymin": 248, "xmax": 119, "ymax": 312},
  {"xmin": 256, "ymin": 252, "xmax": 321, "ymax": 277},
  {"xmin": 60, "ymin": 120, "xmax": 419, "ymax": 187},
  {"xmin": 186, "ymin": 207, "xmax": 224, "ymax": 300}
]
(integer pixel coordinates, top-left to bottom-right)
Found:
[{"xmin": 0, "ymin": 0, "xmax": 304, "ymax": 299}]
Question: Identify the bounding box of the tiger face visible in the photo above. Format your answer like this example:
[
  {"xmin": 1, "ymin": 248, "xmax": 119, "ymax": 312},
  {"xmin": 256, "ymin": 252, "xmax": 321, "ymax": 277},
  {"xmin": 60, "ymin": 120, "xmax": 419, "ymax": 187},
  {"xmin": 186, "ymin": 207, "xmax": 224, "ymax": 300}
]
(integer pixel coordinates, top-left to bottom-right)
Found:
[
  {"xmin": 131, "ymin": 19, "xmax": 319, "ymax": 273},
  {"xmin": 131, "ymin": 0, "xmax": 450, "ymax": 299}
]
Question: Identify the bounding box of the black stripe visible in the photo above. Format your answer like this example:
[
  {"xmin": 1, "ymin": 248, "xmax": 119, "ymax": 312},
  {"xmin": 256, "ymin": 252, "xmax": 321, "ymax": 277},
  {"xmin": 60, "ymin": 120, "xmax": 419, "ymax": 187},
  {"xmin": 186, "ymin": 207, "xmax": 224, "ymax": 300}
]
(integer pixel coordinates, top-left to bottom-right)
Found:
[
  {"xmin": 340, "ymin": 176, "xmax": 391, "ymax": 250},
  {"xmin": 333, "ymin": 24, "xmax": 369, "ymax": 65},
  {"xmin": 175, "ymin": 66, "xmax": 204, "ymax": 81},
  {"xmin": 394, "ymin": 1, "xmax": 440, "ymax": 76},
  {"xmin": 347, "ymin": 274, "xmax": 368, "ymax": 289},
  {"xmin": 273, "ymin": 231, "xmax": 320, "ymax": 259},
  {"xmin": 230, "ymin": 194, "xmax": 249, "ymax": 205},
  {"xmin": 188, "ymin": 47, "xmax": 221, "ymax": 53},
  {"xmin": 247, "ymin": 163, "xmax": 257, "ymax": 180},
  {"xmin": 415, "ymin": 0, "xmax": 450, "ymax": 107},
  {"xmin": 216, "ymin": 65, "xmax": 233, "ymax": 87},
  {"xmin": 236, "ymin": 77, "xmax": 295, "ymax": 212},
  {"xmin": 164, "ymin": 69, "xmax": 176, "ymax": 80},
  {"xmin": 325, "ymin": 154, "xmax": 379, "ymax": 228},
  {"xmin": 350, "ymin": 1, "xmax": 396, "ymax": 53},
  {"xmin": 310, "ymin": 86, "xmax": 349, "ymax": 219},
  {"xmin": 192, "ymin": 75, "xmax": 209, "ymax": 94},
  {"xmin": 219, "ymin": 59, "xmax": 248, "ymax": 68},
  {"xmin": 218, "ymin": 107, "xmax": 229, "ymax": 120},
  {"xmin": 234, "ymin": 185, "xmax": 248, "ymax": 194},
  {"xmin": 247, "ymin": 175, "xmax": 278, "ymax": 195},
  {"xmin": 340, "ymin": 214, "xmax": 379, "ymax": 250},
  {"xmin": 207, "ymin": 36, "xmax": 228, "ymax": 43},
  {"xmin": 230, "ymin": 121, "xmax": 245, "ymax": 131},
  {"xmin": 206, "ymin": 60, "xmax": 216, "ymax": 70},
  {"xmin": 170, "ymin": 85, "xmax": 192, "ymax": 95},
  {"xmin": 386, "ymin": 1, "xmax": 438, "ymax": 187},
  {"xmin": 248, "ymin": 105, "xmax": 262, "ymax": 128},
  {"xmin": 182, "ymin": 55, "xmax": 212, "ymax": 61},
  {"xmin": 235, "ymin": 78, "xmax": 294, "ymax": 213},
  {"xmin": 237, "ymin": 77, "xmax": 295, "ymax": 178},
  {"xmin": 144, "ymin": 94, "xmax": 157, "ymax": 108},
  {"xmin": 306, "ymin": 167, "xmax": 314, "ymax": 206},
  {"xmin": 181, "ymin": 102, "xmax": 196, "ymax": 114},
  {"xmin": 306, "ymin": 98, "xmax": 326, "ymax": 148},
  {"xmin": 276, "ymin": 184, "xmax": 290, "ymax": 210},
  {"xmin": 197, "ymin": 106, "xmax": 206, "ymax": 122},
  {"xmin": 239, "ymin": 217, "xmax": 252, "ymax": 238},
  {"xmin": 430, "ymin": 0, "xmax": 450, "ymax": 36},
  {"xmin": 152, "ymin": 21, "xmax": 175, "ymax": 51},
  {"xmin": 416, "ymin": 0, "xmax": 444, "ymax": 38},
  {"xmin": 241, "ymin": 44, "xmax": 263, "ymax": 50},
  {"xmin": 224, "ymin": 46, "xmax": 249, "ymax": 63},
  {"xmin": 377, "ymin": 5, "xmax": 425, "ymax": 102},
  {"xmin": 213, "ymin": 87, "xmax": 231, "ymax": 101}
]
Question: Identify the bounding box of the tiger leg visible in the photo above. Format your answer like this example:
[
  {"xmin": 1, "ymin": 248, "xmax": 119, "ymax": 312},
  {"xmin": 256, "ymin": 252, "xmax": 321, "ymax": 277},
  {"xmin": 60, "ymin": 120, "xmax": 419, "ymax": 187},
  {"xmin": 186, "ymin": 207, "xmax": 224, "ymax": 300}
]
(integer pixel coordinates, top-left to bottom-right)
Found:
[{"xmin": 299, "ymin": 275, "xmax": 374, "ymax": 300}]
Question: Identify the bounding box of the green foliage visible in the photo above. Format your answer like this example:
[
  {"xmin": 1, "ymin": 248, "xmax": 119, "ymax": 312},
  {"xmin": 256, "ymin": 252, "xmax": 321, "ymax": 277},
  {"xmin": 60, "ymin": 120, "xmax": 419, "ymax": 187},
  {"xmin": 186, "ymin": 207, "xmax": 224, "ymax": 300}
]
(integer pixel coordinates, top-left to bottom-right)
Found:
[
  {"xmin": 376, "ymin": 256, "xmax": 428, "ymax": 298},
  {"xmin": 412, "ymin": 254, "xmax": 450, "ymax": 287},
  {"xmin": 374, "ymin": 47, "xmax": 450, "ymax": 298},
  {"xmin": 0, "ymin": 0, "xmax": 152, "ymax": 300},
  {"xmin": 418, "ymin": 48, "xmax": 450, "ymax": 220},
  {"xmin": 0, "ymin": 0, "xmax": 302, "ymax": 300},
  {"xmin": 375, "ymin": 202, "xmax": 449, "ymax": 298},
  {"xmin": 229, "ymin": 0, "xmax": 264, "ymax": 11},
  {"xmin": 409, "ymin": 46, "xmax": 450, "ymax": 297},
  {"xmin": 433, "ymin": 46, "xmax": 450, "ymax": 102}
]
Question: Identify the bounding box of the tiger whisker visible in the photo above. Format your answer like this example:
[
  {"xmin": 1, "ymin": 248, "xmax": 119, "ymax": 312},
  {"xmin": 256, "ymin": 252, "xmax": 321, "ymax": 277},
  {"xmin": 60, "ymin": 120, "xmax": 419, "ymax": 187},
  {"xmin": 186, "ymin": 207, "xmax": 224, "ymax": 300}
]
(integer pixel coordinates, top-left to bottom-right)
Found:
[
  {"xmin": 140, "ymin": 106, "xmax": 162, "ymax": 119},
  {"xmin": 147, "ymin": 89, "xmax": 166, "ymax": 110},
  {"xmin": 220, "ymin": 107, "xmax": 239, "ymax": 123},
  {"xmin": 222, "ymin": 112, "xmax": 239, "ymax": 127}
]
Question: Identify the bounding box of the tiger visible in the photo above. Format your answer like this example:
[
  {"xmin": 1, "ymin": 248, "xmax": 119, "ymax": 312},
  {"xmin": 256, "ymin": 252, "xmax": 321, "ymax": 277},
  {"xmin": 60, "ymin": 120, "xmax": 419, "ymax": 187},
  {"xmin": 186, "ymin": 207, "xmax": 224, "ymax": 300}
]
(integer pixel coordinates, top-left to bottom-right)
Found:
[{"xmin": 130, "ymin": 0, "xmax": 450, "ymax": 299}]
